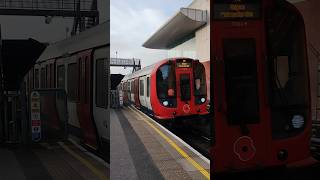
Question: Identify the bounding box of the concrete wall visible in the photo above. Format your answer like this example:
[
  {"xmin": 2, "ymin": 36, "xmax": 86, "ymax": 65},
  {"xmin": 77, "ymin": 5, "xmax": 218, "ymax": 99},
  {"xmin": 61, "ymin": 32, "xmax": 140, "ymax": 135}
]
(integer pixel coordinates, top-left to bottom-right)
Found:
[{"xmin": 168, "ymin": 0, "xmax": 210, "ymax": 61}]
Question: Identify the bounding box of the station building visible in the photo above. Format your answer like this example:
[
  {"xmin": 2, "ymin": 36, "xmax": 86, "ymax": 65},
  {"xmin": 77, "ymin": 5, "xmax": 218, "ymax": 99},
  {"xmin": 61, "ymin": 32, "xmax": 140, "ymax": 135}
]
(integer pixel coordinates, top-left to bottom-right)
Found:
[{"xmin": 144, "ymin": 0, "xmax": 320, "ymax": 118}]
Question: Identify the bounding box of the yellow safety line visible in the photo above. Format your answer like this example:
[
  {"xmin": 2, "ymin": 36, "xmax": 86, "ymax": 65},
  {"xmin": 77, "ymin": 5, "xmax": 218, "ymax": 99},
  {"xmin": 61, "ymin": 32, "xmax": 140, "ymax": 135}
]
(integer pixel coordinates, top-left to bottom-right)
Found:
[
  {"xmin": 58, "ymin": 142, "xmax": 108, "ymax": 180},
  {"xmin": 127, "ymin": 106, "xmax": 210, "ymax": 180}
]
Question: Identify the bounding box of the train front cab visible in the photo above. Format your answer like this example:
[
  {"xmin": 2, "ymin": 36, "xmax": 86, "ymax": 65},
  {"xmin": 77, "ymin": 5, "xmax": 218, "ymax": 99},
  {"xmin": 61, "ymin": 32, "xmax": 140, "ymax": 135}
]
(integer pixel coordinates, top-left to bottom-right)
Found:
[
  {"xmin": 211, "ymin": 0, "xmax": 311, "ymax": 174},
  {"xmin": 151, "ymin": 58, "xmax": 208, "ymax": 119}
]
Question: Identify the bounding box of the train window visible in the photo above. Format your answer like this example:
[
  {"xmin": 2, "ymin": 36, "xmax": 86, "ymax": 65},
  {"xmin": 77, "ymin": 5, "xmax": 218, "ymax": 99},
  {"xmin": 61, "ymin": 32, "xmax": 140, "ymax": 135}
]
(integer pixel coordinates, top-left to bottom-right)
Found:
[
  {"xmin": 57, "ymin": 65, "xmax": 65, "ymax": 88},
  {"xmin": 156, "ymin": 63, "xmax": 177, "ymax": 107},
  {"xmin": 147, "ymin": 77, "xmax": 150, "ymax": 97},
  {"xmin": 140, "ymin": 79, "xmax": 144, "ymax": 96},
  {"xmin": 34, "ymin": 69, "xmax": 39, "ymax": 89},
  {"xmin": 194, "ymin": 62, "xmax": 207, "ymax": 104},
  {"xmin": 96, "ymin": 58, "xmax": 107, "ymax": 108},
  {"xmin": 50, "ymin": 63, "xmax": 54, "ymax": 88},
  {"xmin": 40, "ymin": 67, "xmax": 46, "ymax": 88},
  {"xmin": 267, "ymin": 8, "xmax": 309, "ymax": 138},
  {"xmin": 223, "ymin": 38, "xmax": 260, "ymax": 124},
  {"xmin": 67, "ymin": 63, "xmax": 79, "ymax": 102}
]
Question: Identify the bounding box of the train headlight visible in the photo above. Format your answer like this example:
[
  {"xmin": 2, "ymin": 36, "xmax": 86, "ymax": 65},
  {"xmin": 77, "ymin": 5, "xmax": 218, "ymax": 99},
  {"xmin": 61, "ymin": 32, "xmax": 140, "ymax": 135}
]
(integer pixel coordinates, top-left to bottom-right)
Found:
[
  {"xmin": 201, "ymin": 98, "xmax": 206, "ymax": 103},
  {"xmin": 163, "ymin": 101, "xmax": 169, "ymax": 106},
  {"xmin": 292, "ymin": 115, "xmax": 304, "ymax": 129}
]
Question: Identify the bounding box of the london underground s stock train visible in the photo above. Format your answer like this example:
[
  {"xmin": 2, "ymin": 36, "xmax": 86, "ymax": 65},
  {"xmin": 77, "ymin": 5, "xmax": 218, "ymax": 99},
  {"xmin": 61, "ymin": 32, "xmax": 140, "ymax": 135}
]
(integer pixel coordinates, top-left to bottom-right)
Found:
[
  {"xmin": 23, "ymin": 22, "xmax": 109, "ymax": 161},
  {"xmin": 118, "ymin": 58, "xmax": 209, "ymax": 120},
  {"xmin": 210, "ymin": 0, "xmax": 312, "ymax": 175}
]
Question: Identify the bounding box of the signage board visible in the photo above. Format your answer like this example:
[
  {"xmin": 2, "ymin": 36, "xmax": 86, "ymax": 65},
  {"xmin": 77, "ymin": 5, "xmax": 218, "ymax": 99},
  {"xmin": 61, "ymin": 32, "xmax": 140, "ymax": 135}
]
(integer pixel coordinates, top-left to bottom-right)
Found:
[
  {"xmin": 213, "ymin": 0, "xmax": 261, "ymax": 20},
  {"xmin": 31, "ymin": 91, "xmax": 41, "ymax": 142}
]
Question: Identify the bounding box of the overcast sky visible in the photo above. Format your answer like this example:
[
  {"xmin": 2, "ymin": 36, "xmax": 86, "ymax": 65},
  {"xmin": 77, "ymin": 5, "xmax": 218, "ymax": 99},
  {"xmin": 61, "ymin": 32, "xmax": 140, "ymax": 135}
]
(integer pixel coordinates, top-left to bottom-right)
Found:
[
  {"xmin": 0, "ymin": 0, "xmax": 108, "ymax": 43},
  {"xmin": 110, "ymin": 0, "xmax": 193, "ymax": 74}
]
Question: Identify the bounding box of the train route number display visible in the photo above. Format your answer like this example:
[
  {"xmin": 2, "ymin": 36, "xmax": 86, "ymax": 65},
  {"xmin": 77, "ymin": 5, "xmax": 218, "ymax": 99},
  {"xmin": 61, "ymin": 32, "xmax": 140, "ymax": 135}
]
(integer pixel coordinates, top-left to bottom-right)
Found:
[{"xmin": 31, "ymin": 91, "xmax": 41, "ymax": 142}]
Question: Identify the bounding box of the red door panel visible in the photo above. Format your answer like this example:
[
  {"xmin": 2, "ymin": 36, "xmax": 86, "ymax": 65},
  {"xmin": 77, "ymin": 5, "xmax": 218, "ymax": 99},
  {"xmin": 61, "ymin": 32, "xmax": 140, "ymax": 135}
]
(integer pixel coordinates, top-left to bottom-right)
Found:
[{"xmin": 76, "ymin": 50, "xmax": 98, "ymax": 149}]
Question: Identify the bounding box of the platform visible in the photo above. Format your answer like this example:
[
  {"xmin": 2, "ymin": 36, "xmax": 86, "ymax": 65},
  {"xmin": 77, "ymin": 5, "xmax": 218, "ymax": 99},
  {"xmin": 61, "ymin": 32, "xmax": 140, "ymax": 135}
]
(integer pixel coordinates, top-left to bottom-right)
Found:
[
  {"xmin": 0, "ymin": 140, "xmax": 109, "ymax": 180},
  {"xmin": 110, "ymin": 106, "xmax": 210, "ymax": 180}
]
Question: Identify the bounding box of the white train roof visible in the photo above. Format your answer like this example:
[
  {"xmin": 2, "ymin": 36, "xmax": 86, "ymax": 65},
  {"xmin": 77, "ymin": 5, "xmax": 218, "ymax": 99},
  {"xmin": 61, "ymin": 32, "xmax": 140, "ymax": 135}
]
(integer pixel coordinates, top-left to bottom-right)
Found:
[
  {"xmin": 122, "ymin": 63, "xmax": 156, "ymax": 81},
  {"xmin": 37, "ymin": 21, "xmax": 109, "ymax": 63}
]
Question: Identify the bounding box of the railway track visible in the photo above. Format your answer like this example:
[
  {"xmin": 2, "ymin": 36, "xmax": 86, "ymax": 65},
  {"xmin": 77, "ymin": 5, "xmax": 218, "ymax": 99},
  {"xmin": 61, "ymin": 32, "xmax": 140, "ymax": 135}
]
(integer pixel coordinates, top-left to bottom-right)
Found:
[{"xmin": 157, "ymin": 115, "xmax": 211, "ymax": 159}]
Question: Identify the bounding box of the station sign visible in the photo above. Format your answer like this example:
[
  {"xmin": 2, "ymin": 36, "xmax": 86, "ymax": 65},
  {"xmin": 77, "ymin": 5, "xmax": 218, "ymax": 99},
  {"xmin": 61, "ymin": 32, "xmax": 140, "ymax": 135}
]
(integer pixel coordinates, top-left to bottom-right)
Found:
[
  {"xmin": 31, "ymin": 91, "xmax": 41, "ymax": 142},
  {"xmin": 213, "ymin": 0, "xmax": 261, "ymax": 20}
]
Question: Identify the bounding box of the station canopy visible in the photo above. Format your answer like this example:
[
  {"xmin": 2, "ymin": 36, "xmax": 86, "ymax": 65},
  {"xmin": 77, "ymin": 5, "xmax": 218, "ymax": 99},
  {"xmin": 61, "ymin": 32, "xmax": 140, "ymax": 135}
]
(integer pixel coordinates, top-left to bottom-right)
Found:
[
  {"xmin": 143, "ymin": 8, "xmax": 207, "ymax": 49},
  {"xmin": 2, "ymin": 39, "xmax": 46, "ymax": 90}
]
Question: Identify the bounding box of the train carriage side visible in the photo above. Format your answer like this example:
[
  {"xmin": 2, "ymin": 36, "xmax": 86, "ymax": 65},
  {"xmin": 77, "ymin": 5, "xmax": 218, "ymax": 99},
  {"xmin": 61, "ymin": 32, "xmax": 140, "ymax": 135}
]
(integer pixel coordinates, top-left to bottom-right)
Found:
[{"xmin": 92, "ymin": 46, "xmax": 109, "ymax": 158}]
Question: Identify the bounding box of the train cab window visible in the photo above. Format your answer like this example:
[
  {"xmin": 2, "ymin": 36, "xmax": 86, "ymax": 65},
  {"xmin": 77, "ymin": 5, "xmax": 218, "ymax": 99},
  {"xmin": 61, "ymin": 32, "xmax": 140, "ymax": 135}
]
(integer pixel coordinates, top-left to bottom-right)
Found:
[
  {"xmin": 140, "ymin": 79, "xmax": 144, "ymax": 96},
  {"xmin": 147, "ymin": 77, "xmax": 150, "ymax": 97},
  {"xmin": 67, "ymin": 63, "xmax": 79, "ymax": 102},
  {"xmin": 57, "ymin": 65, "xmax": 65, "ymax": 88},
  {"xmin": 40, "ymin": 67, "xmax": 46, "ymax": 88},
  {"xmin": 223, "ymin": 39, "xmax": 260, "ymax": 124},
  {"xmin": 194, "ymin": 62, "xmax": 207, "ymax": 104},
  {"xmin": 34, "ymin": 69, "xmax": 39, "ymax": 89},
  {"xmin": 96, "ymin": 58, "xmax": 107, "ymax": 108},
  {"xmin": 267, "ymin": 8, "xmax": 309, "ymax": 138},
  {"xmin": 156, "ymin": 62, "xmax": 177, "ymax": 107}
]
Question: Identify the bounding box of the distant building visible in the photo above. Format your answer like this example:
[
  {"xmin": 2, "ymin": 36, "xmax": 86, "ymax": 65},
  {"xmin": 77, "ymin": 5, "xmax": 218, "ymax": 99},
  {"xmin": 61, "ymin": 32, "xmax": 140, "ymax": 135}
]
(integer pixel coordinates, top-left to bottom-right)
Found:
[{"xmin": 143, "ymin": 0, "xmax": 210, "ymax": 62}]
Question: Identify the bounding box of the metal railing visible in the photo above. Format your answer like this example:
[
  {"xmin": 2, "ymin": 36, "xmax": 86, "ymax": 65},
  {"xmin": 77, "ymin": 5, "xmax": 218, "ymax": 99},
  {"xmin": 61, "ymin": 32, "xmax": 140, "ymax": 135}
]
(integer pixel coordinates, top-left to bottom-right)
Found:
[{"xmin": 0, "ymin": 0, "xmax": 93, "ymax": 11}]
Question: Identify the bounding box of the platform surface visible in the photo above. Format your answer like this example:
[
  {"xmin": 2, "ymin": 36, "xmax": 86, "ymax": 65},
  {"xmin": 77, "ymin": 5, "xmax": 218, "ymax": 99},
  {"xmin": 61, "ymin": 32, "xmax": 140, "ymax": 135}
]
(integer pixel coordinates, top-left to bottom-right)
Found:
[
  {"xmin": 0, "ymin": 140, "xmax": 109, "ymax": 180},
  {"xmin": 110, "ymin": 107, "xmax": 210, "ymax": 180}
]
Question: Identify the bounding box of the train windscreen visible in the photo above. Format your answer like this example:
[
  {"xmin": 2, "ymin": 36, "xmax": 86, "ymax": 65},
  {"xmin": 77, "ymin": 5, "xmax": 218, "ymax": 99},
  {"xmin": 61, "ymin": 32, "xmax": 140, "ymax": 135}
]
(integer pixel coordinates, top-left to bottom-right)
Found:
[
  {"xmin": 156, "ymin": 62, "xmax": 177, "ymax": 107},
  {"xmin": 267, "ymin": 5, "xmax": 309, "ymax": 139}
]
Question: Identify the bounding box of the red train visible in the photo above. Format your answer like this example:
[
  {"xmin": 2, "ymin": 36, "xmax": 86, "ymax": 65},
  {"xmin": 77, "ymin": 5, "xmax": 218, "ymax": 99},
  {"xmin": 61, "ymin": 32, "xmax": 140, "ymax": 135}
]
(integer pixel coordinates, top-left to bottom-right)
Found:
[
  {"xmin": 210, "ymin": 0, "xmax": 311, "ymax": 174},
  {"xmin": 119, "ymin": 58, "xmax": 208, "ymax": 120},
  {"xmin": 23, "ymin": 23, "xmax": 109, "ymax": 161}
]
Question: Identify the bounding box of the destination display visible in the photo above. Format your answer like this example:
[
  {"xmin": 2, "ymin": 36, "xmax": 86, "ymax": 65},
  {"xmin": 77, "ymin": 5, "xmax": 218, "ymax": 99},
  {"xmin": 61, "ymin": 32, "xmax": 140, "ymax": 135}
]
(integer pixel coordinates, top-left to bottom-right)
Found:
[
  {"xmin": 213, "ymin": 0, "xmax": 261, "ymax": 20},
  {"xmin": 176, "ymin": 59, "xmax": 192, "ymax": 68}
]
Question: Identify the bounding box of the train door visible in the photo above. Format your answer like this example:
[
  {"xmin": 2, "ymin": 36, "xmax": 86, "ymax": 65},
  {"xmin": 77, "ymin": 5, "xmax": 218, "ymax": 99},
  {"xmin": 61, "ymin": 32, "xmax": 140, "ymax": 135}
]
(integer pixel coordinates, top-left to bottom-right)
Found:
[
  {"xmin": 145, "ymin": 76, "xmax": 152, "ymax": 110},
  {"xmin": 176, "ymin": 66, "xmax": 194, "ymax": 115},
  {"xmin": 134, "ymin": 78, "xmax": 141, "ymax": 108},
  {"xmin": 77, "ymin": 50, "xmax": 98, "ymax": 149},
  {"xmin": 212, "ymin": 28, "xmax": 268, "ymax": 169},
  {"xmin": 139, "ymin": 76, "xmax": 146, "ymax": 108}
]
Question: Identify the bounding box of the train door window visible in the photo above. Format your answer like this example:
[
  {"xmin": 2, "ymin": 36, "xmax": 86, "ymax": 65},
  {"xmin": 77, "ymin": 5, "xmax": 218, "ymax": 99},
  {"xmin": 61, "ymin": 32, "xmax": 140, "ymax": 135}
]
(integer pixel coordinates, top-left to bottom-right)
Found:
[
  {"xmin": 57, "ymin": 65, "xmax": 65, "ymax": 88},
  {"xmin": 140, "ymin": 79, "xmax": 144, "ymax": 96},
  {"xmin": 40, "ymin": 67, "xmax": 46, "ymax": 88},
  {"xmin": 84, "ymin": 57, "xmax": 89, "ymax": 103},
  {"xmin": 67, "ymin": 63, "xmax": 79, "ymax": 102},
  {"xmin": 46, "ymin": 64, "xmax": 49, "ymax": 88},
  {"xmin": 147, "ymin": 77, "xmax": 150, "ymax": 97},
  {"xmin": 194, "ymin": 62, "xmax": 207, "ymax": 104},
  {"xmin": 180, "ymin": 74, "xmax": 191, "ymax": 101},
  {"xmin": 34, "ymin": 69, "xmax": 39, "ymax": 89},
  {"xmin": 30, "ymin": 69, "xmax": 34, "ymax": 89},
  {"xmin": 223, "ymin": 38, "xmax": 260, "ymax": 124},
  {"xmin": 50, "ymin": 63, "xmax": 54, "ymax": 88},
  {"xmin": 96, "ymin": 58, "xmax": 107, "ymax": 108}
]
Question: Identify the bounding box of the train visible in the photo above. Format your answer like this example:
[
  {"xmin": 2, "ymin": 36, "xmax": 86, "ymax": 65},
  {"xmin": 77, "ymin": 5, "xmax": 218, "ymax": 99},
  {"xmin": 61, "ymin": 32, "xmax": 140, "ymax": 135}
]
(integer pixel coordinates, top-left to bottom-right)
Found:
[
  {"xmin": 210, "ymin": 0, "xmax": 311, "ymax": 175},
  {"xmin": 22, "ymin": 22, "xmax": 109, "ymax": 161},
  {"xmin": 118, "ymin": 58, "xmax": 209, "ymax": 120}
]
